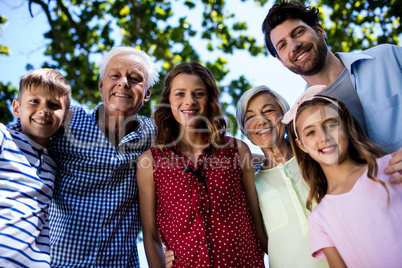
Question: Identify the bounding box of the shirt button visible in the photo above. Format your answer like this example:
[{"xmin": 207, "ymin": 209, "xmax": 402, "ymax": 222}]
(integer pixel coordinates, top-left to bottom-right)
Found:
[
  {"xmin": 201, "ymin": 239, "xmax": 206, "ymax": 244},
  {"xmin": 197, "ymin": 212, "xmax": 203, "ymax": 218},
  {"xmin": 277, "ymin": 163, "xmax": 283, "ymax": 169},
  {"xmin": 103, "ymin": 227, "xmax": 106, "ymax": 231}
]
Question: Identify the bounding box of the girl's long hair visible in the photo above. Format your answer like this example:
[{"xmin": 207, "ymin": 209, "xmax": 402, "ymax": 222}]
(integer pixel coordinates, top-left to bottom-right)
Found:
[
  {"xmin": 153, "ymin": 62, "xmax": 226, "ymax": 154},
  {"xmin": 288, "ymin": 96, "xmax": 388, "ymax": 211}
]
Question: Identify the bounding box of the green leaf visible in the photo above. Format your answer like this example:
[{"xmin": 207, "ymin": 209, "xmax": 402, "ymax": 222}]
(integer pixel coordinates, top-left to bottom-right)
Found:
[{"xmin": 2, "ymin": 0, "xmax": 399, "ymax": 133}]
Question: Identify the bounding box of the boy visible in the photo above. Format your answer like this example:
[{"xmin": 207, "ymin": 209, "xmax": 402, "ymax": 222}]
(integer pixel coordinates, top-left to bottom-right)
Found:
[{"xmin": 0, "ymin": 68, "xmax": 72, "ymax": 267}]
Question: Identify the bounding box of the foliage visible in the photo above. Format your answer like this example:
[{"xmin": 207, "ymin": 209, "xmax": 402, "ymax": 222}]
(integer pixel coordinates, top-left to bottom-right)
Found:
[
  {"xmin": 24, "ymin": 0, "xmax": 267, "ymax": 136},
  {"xmin": 0, "ymin": 15, "xmax": 18, "ymax": 124},
  {"xmin": 311, "ymin": 0, "xmax": 401, "ymax": 52},
  {"xmin": 0, "ymin": 82, "xmax": 17, "ymax": 125},
  {"xmin": 0, "ymin": 0, "xmax": 400, "ymax": 133},
  {"xmin": 0, "ymin": 16, "xmax": 9, "ymax": 56}
]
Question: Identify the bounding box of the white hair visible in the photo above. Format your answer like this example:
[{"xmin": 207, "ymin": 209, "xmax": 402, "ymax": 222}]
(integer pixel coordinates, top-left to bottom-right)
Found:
[
  {"xmin": 99, "ymin": 46, "xmax": 159, "ymax": 89},
  {"xmin": 236, "ymin": 85, "xmax": 290, "ymax": 136}
]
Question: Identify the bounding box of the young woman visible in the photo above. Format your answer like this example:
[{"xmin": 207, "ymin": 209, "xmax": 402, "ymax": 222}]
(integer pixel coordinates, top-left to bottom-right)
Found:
[
  {"xmin": 283, "ymin": 88, "xmax": 402, "ymax": 268},
  {"xmin": 137, "ymin": 62, "xmax": 266, "ymax": 267}
]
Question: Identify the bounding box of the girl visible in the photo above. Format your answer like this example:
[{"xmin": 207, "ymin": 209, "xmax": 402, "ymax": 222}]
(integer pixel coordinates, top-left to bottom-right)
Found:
[
  {"xmin": 137, "ymin": 62, "xmax": 266, "ymax": 267},
  {"xmin": 282, "ymin": 88, "xmax": 402, "ymax": 268}
]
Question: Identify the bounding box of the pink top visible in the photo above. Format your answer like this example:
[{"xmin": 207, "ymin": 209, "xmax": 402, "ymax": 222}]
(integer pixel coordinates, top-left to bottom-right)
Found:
[
  {"xmin": 308, "ymin": 154, "xmax": 402, "ymax": 268},
  {"xmin": 150, "ymin": 137, "xmax": 264, "ymax": 267}
]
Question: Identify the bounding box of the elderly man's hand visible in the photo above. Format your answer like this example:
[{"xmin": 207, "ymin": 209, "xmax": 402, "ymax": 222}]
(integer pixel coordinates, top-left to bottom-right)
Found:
[{"xmin": 385, "ymin": 147, "xmax": 402, "ymax": 184}]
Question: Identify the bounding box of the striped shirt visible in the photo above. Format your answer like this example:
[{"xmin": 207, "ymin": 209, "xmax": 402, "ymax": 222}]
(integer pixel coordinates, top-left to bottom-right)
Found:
[
  {"xmin": 0, "ymin": 123, "xmax": 56, "ymax": 268},
  {"xmin": 46, "ymin": 105, "xmax": 154, "ymax": 267}
]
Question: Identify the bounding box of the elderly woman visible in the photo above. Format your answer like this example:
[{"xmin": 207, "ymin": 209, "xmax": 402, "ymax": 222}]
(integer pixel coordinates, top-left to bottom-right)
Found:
[{"xmin": 236, "ymin": 85, "xmax": 328, "ymax": 268}]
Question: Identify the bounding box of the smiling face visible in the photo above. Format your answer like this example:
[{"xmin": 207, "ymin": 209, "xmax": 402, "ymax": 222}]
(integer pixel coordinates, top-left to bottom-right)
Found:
[
  {"xmin": 270, "ymin": 19, "xmax": 328, "ymax": 76},
  {"xmin": 99, "ymin": 53, "xmax": 151, "ymax": 118},
  {"xmin": 168, "ymin": 73, "xmax": 208, "ymax": 130},
  {"xmin": 12, "ymin": 86, "xmax": 70, "ymax": 146},
  {"xmin": 244, "ymin": 93, "xmax": 286, "ymax": 149},
  {"xmin": 295, "ymin": 104, "xmax": 350, "ymax": 167}
]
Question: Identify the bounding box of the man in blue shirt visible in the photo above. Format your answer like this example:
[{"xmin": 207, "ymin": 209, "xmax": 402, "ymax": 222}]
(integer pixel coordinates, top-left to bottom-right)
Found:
[
  {"xmin": 262, "ymin": 0, "xmax": 402, "ymax": 182},
  {"xmin": 47, "ymin": 46, "xmax": 159, "ymax": 267}
]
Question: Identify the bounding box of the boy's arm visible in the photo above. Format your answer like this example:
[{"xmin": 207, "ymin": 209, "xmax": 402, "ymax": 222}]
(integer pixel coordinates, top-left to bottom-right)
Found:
[
  {"xmin": 386, "ymin": 147, "xmax": 402, "ymax": 184},
  {"xmin": 137, "ymin": 150, "xmax": 165, "ymax": 268},
  {"xmin": 237, "ymin": 139, "xmax": 268, "ymax": 254},
  {"xmin": 322, "ymin": 247, "xmax": 347, "ymax": 268}
]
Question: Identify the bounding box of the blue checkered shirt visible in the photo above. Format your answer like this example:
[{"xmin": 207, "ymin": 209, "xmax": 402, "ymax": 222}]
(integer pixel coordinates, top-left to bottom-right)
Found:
[{"xmin": 47, "ymin": 105, "xmax": 154, "ymax": 267}]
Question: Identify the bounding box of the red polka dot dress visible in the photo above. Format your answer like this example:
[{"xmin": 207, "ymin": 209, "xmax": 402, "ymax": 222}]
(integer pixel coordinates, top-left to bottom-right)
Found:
[{"xmin": 150, "ymin": 137, "xmax": 264, "ymax": 267}]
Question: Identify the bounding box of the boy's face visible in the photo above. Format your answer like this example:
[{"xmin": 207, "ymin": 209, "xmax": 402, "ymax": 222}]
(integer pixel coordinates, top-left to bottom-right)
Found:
[{"xmin": 12, "ymin": 86, "xmax": 70, "ymax": 146}]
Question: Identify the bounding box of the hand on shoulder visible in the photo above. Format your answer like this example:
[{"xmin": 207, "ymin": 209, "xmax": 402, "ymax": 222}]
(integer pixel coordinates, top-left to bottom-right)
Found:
[{"xmin": 385, "ymin": 147, "xmax": 402, "ymax": 184}]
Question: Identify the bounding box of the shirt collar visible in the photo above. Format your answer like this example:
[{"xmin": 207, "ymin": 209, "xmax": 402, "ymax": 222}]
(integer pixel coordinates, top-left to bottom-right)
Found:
[
  {"xmin": 93, "ymin": 103, "xmax": 143, "ymax": 141},
  {"xmin": 7, "ymin": 121, "xmax": 46, "ymax": 150},
  {"xmin": 335, "ymin": 51, "xmax": 374, "ymax": 73}
]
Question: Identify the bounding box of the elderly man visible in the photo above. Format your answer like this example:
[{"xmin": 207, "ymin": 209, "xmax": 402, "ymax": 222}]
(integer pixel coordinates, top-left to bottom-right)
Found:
[
  {"xmin": 262, "ymin": 0, "xmax": 402, "ymax": 182},
  {"xmin": 48, "ymin": 47, "xmax": 159, "ymax": 267}
]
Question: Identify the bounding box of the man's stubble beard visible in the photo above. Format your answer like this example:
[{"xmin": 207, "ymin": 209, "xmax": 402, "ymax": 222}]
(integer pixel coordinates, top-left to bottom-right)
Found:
[{"xmin": 287, "ymin": 37, "xmax": 328, "ymax": 76}]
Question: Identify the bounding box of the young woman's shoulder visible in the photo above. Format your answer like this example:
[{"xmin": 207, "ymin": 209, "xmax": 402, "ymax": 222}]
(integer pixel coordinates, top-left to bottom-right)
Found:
[
  {"xmin": 222, "ymin": 136, "xmax": 250, "ymax": 152},
  {"xmin": 138, "ymin": 149, "xmax": 152, "ymax": 163},
  {"xmin": 236, "ymin": 139, "xmax": 250, "ymax": 150},
  {"xmin": 224, "ymin": 136, "xmax": 245, "ymax": 146},
  {"xmin": 230, "ymin": 137, "xmax": 251, "ymax": 160},
  {"xmin": 136, "ymin": 149, "xmax": 154, "ymax": 183}
]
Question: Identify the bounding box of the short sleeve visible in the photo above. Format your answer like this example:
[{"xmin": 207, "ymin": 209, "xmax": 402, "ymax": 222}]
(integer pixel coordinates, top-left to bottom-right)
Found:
[
  {"xmin": 308, "ymin": 213, "xmax": 334, "ymax": 259},
  {"xmin": 0, "ymin": 123, "xmax": 9, "ymax": 154}
]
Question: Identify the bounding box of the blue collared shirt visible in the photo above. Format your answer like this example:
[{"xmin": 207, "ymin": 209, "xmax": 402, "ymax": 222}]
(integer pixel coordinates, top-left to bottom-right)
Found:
[
  {"xmin": 335, "ymin": 44, "xmax": 402, "ymax": 152},
  {"xmin": 47, "ymin": 105, "xmax": 154, "ymax": 267}
]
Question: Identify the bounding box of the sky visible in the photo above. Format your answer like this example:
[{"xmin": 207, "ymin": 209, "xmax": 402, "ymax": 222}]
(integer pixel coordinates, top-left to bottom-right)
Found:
[
  {"xmin": 0, "ymin": 1, "xmax": 400, "ymax": 266},
  {"xmin": 0, "ymin": 0, "xmax": 306, "ymax": 157},
  {"xmin": 0, "ymin": 1, "xmax": 298, "ymax": 266},
  {"xmin": 0, "ymin": 2, "xmax": 289, "ymax": 264},
  {"xmin": 0, "ymin": 0, "xmax": 306, "ymax": 100}
]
